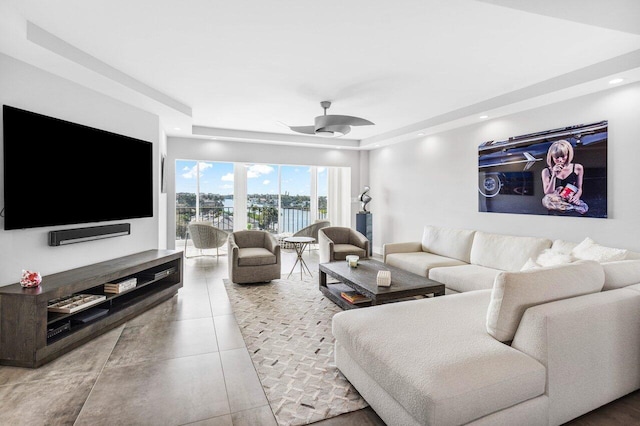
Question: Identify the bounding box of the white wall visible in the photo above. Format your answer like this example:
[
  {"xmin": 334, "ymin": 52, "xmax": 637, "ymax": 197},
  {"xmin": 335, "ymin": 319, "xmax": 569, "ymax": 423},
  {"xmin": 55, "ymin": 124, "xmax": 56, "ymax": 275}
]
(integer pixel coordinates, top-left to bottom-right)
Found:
[
  {"xmin": 0, "ymin": 54, "xmax": 161, "ymax": 286},
  {"xmin": 166, "ymin": 137, "xmax": 364, "ymax": 248},
  {"xmin": 369, "ymin": 82, "xmax": 640, "ymax": 254}
]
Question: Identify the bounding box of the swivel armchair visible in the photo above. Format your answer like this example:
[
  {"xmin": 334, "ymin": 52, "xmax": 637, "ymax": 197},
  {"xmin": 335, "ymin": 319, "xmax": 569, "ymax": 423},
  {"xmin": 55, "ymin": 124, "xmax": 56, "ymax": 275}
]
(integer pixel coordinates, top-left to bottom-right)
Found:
[
  {"xmin": 228, "ymin": 230, "xmax": 281, "ymax": 284},
  {"xmin": 318, "ymin": 226, "xmax": 369, "ymax": 263},
  {"xmin": 291, "ymin": 220, "xmax": 331, "ymax": 252},
  {"xmin": 184, "ymin": 221, "xmax": 229, "ymax": 258}
]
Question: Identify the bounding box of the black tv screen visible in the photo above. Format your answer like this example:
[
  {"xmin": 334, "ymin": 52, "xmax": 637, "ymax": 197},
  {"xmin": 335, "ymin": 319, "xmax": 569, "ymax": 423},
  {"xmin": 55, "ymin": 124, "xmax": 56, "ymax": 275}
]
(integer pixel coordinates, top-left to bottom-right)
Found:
[{"xmin": 2, "ymin": 105, "xmax": 153, "ymax": 230}]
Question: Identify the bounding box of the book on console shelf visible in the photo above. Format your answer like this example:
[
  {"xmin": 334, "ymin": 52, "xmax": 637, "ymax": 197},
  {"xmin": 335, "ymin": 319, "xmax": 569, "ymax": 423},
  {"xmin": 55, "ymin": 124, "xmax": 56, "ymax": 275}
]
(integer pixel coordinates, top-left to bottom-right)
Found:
[
  {"xmin": 139, "ymin": 267, "xmax": 177, "ymax": 281},
  {"xmin": 340, "ymin": 291, "xmax": 370, "ymax": 304},
  {"xmin": 104, "ymin": 277, "xmax": 137, "ymax": 294}
]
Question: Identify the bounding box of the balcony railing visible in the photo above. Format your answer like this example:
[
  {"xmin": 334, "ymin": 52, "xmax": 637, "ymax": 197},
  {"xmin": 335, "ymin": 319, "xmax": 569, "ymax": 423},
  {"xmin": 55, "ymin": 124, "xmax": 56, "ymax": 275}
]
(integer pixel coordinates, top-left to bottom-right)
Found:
[
  {"xmin": 176, "ymin": 206, "xmax": 327, "ymax": 239},
  {"xmin": 176, "ymin": 206, "xmax": 234, "ymax": 239}
]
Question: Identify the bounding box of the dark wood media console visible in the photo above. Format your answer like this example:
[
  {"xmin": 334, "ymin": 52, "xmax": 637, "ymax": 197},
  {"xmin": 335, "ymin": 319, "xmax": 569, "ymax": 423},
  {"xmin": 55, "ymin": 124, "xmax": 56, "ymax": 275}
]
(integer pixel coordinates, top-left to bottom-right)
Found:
[{"xmin": 0, "ymin": 249, "xmax": 183, "ymax": 368}]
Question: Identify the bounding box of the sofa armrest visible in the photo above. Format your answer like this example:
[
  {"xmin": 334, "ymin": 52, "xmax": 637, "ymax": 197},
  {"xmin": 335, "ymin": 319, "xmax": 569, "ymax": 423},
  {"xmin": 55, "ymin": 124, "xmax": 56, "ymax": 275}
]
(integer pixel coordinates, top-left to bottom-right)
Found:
[
  {"xmin": 512, "ymin": 288, "xmax": 640, "ymax": 425},
  {"xmin": 382, "ymin": 241, "xmax": 422, "ymax": 262}
]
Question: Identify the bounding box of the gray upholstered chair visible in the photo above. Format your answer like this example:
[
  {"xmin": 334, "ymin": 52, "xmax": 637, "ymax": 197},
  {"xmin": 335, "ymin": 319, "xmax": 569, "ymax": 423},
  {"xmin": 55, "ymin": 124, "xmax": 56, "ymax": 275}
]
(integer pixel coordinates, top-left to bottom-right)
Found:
[
  {"xmin": 291, "ymin": 220, "xmax": 331, "ymax": 252},
  {"xmin": 318, "ymin": 226, "xmax": 369, "ymax": 263},
  {"xmin": 184, "ymin": 221, "xmax": 229, "ymax": 258},
  {"xmin": 228, "ymin": 230, "xmax": 281, "ymax": 284}
]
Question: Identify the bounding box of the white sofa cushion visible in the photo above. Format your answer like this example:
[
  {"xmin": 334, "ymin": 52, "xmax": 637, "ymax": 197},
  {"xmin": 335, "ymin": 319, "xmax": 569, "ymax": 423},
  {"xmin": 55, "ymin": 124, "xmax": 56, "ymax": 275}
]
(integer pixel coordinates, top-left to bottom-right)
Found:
[
  {"xmin": 421, "ymin": 225, "xmax": 475, "ymax": 263},
  {"xmin": 332, "ymin": 291, "xmax": 546, "ymax": 426},
  {"xmin": 385, "ymin": 252, "xmax": 466, "ymax": 277},
  {"xmin": 470, "ymin": 231, "xmax": 552, "ymax": 272},
  {"xmin": 571, "ymin": 237, "xmax": 628, "ymax": 262},
  {"xmin": 486, "ymin": 260, "xmax": 605, "ymax": 342},
  {"xmin": 602, "ymin": 260, "xmax": 640, "ymax": 290},
  {"xmin": 429, "ymin": 264, "xmax": 501, "ymax": 292}
]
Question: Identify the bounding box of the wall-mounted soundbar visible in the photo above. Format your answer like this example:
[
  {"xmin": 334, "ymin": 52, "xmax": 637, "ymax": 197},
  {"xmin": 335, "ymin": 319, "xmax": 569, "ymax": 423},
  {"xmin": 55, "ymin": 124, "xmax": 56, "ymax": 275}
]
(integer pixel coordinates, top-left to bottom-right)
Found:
[{"xmin": 48, "ymin": 223, "xmax": 131, "ymax": 246}]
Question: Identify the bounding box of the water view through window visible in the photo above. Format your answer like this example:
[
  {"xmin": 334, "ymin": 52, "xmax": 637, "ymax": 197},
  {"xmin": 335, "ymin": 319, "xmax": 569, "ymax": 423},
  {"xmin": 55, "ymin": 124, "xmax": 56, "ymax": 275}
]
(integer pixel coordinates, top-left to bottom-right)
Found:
[{"xmin": 176, "ymin": 160, "xmax": 328, "ymax": 240}]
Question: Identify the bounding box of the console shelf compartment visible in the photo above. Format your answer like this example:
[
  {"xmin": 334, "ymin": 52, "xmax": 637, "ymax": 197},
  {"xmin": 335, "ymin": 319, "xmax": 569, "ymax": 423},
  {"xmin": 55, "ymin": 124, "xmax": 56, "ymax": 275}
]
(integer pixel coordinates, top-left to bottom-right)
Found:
[{"xmin": 0, "ymin": 249, "xmax": 183, "ymax": 368}]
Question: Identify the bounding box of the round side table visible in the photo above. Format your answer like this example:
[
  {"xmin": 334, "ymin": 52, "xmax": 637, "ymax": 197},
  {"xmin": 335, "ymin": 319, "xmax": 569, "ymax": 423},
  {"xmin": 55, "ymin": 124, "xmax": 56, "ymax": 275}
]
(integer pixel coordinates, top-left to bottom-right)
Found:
[{"xmin": 283, "ymin": 236, "xmax": 315, "ymax": 279}]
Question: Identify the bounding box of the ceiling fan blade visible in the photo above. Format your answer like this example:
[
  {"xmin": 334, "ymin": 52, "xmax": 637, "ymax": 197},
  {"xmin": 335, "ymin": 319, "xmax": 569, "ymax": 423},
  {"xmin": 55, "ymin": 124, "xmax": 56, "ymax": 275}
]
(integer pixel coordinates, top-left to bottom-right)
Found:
[
  {"xmin": 316, "ymin": 115, "xmax": 374, "ymax": 129},
  {"xmin": 289, "ymin": 125, "xmax": 316, "ymax": 135},
  {"xmin": 288, "ymin": 102, "xmax": 372, "ymax": 137}
]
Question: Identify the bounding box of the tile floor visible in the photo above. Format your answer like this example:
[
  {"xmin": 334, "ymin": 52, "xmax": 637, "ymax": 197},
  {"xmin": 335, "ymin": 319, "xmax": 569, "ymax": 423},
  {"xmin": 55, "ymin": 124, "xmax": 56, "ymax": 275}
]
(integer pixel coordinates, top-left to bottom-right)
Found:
[{"xmin": 0, "ymin": 247, "xmax": 637, "ymax": 425}]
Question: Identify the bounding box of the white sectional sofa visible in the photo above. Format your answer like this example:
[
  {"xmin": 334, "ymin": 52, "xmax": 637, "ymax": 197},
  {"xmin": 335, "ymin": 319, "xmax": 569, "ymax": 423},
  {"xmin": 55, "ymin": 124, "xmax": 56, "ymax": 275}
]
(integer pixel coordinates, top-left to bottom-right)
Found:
[
  {"xmin": 383, "ymin": 225, "xmax": 640, "ymax": 293},
  {"xmin": 332, "ymin": 226, "xmax": 640, "ymax": 425}
]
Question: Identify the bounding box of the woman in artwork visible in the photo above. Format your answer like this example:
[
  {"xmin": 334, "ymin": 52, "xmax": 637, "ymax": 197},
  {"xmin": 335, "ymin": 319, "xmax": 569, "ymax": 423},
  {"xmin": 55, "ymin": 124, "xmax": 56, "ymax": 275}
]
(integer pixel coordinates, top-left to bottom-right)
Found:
[{"xmin": 541, "ymin": 139, "xmax": 588, "ymax": 214}]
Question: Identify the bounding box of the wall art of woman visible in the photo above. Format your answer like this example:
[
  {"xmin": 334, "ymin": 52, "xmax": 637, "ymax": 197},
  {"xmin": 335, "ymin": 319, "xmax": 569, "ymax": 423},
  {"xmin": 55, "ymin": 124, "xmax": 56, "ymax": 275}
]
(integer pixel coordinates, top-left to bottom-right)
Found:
[{"xmin": 541, "ymin": 139, "xmax": 589, "ymax": 214}]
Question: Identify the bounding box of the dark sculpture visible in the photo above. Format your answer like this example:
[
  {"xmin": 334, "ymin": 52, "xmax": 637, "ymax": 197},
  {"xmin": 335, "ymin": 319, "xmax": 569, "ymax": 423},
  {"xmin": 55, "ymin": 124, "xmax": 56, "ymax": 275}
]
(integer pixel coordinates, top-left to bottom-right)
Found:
[{"xmin": 359, "ymin": 186, "xmax": 372, "ymax": 212}]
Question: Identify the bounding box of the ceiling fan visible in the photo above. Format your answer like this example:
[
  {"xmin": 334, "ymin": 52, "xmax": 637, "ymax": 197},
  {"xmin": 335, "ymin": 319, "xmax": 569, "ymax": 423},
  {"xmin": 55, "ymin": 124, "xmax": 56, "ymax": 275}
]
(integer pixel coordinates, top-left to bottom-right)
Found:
[{"xmin": 288, "ymin": 101, "xmax": 374, "ymax": 137}]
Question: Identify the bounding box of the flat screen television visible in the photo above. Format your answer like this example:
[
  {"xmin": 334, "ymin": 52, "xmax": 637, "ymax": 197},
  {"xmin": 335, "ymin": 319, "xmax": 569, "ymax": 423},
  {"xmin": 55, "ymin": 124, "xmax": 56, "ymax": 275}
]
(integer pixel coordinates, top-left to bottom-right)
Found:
[{"xmin": 2, "ymin": 105, "xmax": 153, "ymax": 230}]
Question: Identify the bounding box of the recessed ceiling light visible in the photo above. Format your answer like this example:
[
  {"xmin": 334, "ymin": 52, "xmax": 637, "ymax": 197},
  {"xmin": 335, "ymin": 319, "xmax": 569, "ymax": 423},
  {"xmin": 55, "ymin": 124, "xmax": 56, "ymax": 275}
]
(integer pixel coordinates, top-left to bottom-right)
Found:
[
  {"xmin": 174, "ymin": 127, "xmax": 181, "ymax": 130},
  {"xmin": 609, "ymin": 78, "xmax": 624, "ymax": 85},
  {"xmin": 418, "ymin": 132, "xmax": 425, "ymax": 136},
  {"xmin": 479, "ymin": 115, "xmax": 489, "ymax": 119},
  {"xmin": 374, "ymin": 144, "xmax": 380, "ymax": 147}
]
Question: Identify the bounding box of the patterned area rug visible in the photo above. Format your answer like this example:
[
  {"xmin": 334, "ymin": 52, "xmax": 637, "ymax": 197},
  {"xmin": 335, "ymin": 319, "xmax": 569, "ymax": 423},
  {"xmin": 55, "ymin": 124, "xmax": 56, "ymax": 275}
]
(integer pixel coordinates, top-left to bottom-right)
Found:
[{"xmin": 223, "ymin": 274, "xmax": 369, "ymax": 425}]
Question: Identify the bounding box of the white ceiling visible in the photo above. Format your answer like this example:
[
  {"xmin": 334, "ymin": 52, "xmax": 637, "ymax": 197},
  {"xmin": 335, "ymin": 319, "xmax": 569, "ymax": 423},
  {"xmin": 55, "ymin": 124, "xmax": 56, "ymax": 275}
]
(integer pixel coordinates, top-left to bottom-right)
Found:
[{"xmin": 1, "ymin": 0, "xmax": 640, "ymax": 149}]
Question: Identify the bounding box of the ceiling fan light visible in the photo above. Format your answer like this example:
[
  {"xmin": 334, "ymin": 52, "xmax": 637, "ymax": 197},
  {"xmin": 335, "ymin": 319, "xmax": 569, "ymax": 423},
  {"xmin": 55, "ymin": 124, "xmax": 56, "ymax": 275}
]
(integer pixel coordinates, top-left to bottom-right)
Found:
[
  {"xmin": 316, "ymin": 124, "xmax": 350, "ymax": 137},
  {"xmin": 315, "ymin": 130, "xmax": 336, "ymax": 137}
]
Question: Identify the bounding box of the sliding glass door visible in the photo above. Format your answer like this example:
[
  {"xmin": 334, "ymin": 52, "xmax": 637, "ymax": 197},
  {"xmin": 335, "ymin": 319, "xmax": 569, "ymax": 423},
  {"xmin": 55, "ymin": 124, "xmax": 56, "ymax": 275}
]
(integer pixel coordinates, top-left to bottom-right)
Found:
[
  {"xmin": 175, "ymin": 160, "xmax": 234, "ymax": 241},
  {"xmin": 246, "ymin": 163, "xmax": 279, "ymax": 232},
  {"xmin": 317, "ymin": 167, "xmax": 328, "ymax": 221},
  {"xmin": 199, "ymin": 162, "xmax": 234, "ymax": 230},
  {"xmin": 280, "ymin": 165, "xmax": 312, "ymax": 233},
  {"xmin": 175, "ymin": 160, "xmax": 341, "ymax": 243}
]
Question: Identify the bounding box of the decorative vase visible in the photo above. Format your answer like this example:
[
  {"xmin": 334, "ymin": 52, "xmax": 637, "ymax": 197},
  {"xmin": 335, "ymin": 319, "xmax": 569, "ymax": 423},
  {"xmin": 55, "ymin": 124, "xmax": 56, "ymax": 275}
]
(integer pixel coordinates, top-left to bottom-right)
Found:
[{"xmin": 20, "ymin": 270, "xmax": 42, "ymax": 288}]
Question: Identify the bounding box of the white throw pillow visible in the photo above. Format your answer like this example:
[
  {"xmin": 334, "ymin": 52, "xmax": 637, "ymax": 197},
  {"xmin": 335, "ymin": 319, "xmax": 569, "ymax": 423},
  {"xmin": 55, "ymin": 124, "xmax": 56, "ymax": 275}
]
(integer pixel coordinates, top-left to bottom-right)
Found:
[
  {"xmin": 520, "ymin": 258, "xmax": 540, "ymax": 271},
  {"xmin": 571, "ymin": 237, "xmax": 627, "ymax": 263},
  {"xmin": 551, "ymin": 239, "xmax": 577, "ymax": 255},
  {"xmin": 486, "ymin": 260, "xmax": 605, "ymax": 342},
  {"xmin": 535, "ymin": 248, "xmax": 574, "ymax": 267}
]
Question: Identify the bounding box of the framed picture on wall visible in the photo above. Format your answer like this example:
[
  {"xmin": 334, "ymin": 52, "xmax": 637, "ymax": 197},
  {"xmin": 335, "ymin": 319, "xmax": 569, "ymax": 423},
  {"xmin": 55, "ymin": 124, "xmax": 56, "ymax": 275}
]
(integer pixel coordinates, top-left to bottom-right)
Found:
[{"xmin": 478, "ymin": 121, "xmax": 607, "ymax": 218}]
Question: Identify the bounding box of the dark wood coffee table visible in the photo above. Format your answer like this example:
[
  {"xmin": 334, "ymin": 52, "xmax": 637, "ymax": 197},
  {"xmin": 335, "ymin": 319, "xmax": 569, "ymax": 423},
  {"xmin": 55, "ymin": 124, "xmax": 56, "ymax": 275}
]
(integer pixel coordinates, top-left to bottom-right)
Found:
[{"xmin": 319, "ymin": 259, "xmax": 445, "ymax": 310}]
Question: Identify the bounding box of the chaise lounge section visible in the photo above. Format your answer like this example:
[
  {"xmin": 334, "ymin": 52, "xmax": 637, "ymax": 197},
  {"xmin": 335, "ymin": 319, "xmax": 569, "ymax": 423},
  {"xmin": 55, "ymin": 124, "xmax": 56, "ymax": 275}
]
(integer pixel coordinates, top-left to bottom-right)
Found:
[
  {"xmin": 333, "ymin": 260, "xmax": 640, "ymax": 425},
  {"xmin": 332, "ymin": 225, "xmax": 640, "ymax": 425}
]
